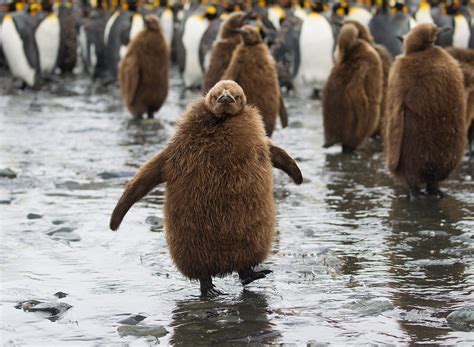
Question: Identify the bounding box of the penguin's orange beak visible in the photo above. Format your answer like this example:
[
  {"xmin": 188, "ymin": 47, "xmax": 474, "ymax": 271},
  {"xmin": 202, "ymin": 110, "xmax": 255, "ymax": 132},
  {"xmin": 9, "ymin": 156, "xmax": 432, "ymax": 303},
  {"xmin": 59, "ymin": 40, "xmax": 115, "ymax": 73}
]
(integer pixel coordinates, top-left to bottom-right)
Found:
[{"xmin": 217, "ymin": 91, "xmax": 236, "ymax": 104}]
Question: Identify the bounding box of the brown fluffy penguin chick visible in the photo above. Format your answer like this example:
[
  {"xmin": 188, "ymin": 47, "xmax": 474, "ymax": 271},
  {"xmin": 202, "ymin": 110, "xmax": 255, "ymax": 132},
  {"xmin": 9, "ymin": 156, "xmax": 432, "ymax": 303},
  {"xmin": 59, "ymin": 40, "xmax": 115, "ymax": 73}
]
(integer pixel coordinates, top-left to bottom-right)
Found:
[
  {"xmin": 322, "ymin": 23, "xmax": 383, "ymax": 153},
  {"xmin": 119, "ymin": 15, "xmax": 169, "ymax": 119},
  {"xmin": 222, "ymin": 25, "xmax": 288, "ymax": 137},
  {"xmin": 384, "ymin": 24, "xmax": 466, "ymax": 197},
  {"xmin": 344, "ymin": 20, "xmax": 393, "ymax": 137},
  {"xmin": 202, "ymin": 11, "xmax": 249, "ymax": 93},
  {"xmin": 109, "ymin": 80, "xmax": 303, "ymax": 298},
  {"xmin": 445, "ymin": 47, "xmax": 474, "ymax": 154}
]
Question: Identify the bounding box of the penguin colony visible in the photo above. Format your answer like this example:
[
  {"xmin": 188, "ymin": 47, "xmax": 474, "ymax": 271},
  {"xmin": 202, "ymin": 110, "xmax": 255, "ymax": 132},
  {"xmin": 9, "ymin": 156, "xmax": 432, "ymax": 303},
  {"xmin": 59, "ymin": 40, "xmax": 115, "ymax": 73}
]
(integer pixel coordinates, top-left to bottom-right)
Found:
[{"xmin": 0, "ymin": 0, "xmax": 472, "ymax": 297}]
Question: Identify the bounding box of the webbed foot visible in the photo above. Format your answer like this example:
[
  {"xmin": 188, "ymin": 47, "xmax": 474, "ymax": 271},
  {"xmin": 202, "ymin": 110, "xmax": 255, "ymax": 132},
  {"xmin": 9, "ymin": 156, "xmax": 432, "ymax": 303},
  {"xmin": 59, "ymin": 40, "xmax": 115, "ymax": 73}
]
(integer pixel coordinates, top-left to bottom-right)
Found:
[{"xmin": 238, "ymin": 268, "xmax": 272, "ymax": 286}]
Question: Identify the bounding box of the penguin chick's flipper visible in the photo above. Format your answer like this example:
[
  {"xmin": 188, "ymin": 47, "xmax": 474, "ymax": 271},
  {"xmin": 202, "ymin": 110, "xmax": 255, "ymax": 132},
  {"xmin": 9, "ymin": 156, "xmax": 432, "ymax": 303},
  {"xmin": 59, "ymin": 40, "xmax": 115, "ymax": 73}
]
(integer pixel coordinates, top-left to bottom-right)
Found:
[
  {"xmin": 238, "ymin": 268, "xmax": 273, "ymax": 286},
  {"xmin": 269, "ymin": 143, "xmax": 303, "ymax": 184},
  {"xmin": 200, "ymin": 277, "xmax": 224, "ymax": 298},
  {"xmin": 110, "ymin": 150, "xmax": 168, "ymax": 230},
  {"xmin": 121, "ymin": 55, "xmax": 140, "ymax": 106},
  {"xmin": 279, "ymin": 94, "xmax": 288, "ymax": 128}
]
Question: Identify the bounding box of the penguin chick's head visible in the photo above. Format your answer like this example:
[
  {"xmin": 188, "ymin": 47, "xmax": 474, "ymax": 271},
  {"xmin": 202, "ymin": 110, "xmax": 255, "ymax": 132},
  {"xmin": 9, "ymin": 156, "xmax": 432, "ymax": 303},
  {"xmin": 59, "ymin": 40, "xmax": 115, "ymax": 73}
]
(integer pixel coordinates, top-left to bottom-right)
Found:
[
  {"xmin": 404, "ymin": 23, "xmax": 451, "ymax": 54},
  {"xmin": 235, "ymin": 25, "xmax": 263, "ymax": 45},
  {"xmin": 144, "ymin": 14, "xmax": 160, "ymax": 31},
  {"xmin": 338, "ymin": 23, "xmax": 359, "ymax": 53},
  {"xmin": 220, "ymin": 11, "xmax": 251, "ymax": 39},
  {"xmin": 205, "ymin": 80, "xmax": 247, "ymax": 117},
  {"xmin": 343, "ymin": 19, "xmax": 373, "ymax": 43}
]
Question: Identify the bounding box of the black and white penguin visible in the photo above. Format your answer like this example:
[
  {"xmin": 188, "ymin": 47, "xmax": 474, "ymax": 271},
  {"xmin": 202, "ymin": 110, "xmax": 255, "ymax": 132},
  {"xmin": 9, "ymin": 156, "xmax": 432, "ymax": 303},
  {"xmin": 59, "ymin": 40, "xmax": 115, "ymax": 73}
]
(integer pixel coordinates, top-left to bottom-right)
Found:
[
  {"xmin": 34, "ymin": 0, "xmax": 61, "ymax": 77},
  {"xmin": 1, "ymin": 6, "xmax": 39, "ymax": 87},
  {"xmin": 178, "ymin": 4, "xmax": 215, "ymax": 89},
  {"xmin": 294, "ymin": 0, "xmax": 334, "ymax": 96},
  {"xmin": 449, "ymin": 0, "xmax": 471, "ymax": 49},
  {"xmin": 414, "ymin": 0, "xmax": 434, "ymax": 24},
  {"xmin": 56, "ymin": 0, "xmax": 77, "ymax": 74},
  {"xmin": 346, "ymin": 0, "xmax": 373, "ymax": 26}
]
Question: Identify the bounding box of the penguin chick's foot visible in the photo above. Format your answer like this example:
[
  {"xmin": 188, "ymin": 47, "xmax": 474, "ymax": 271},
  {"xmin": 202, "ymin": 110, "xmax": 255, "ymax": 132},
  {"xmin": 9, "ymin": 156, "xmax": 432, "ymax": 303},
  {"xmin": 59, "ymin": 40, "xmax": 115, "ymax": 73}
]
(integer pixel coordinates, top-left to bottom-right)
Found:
[
  {"xmin": 200, "ymin": 277, "xmax": 224, "ymax": 298},
  {"xmin": 426, "ymin": 182, "xmax": 445, "ymax": 198},
  {"xmin": 408, "ymin": 185, "xmax": 425, "ymax": 199},
  {"xmin": 147, "ymin": 109, "xmax": 154, "ymax": 119},
  {"xmin": 342, "ymin": 145, "xmax": 355, "ymax": 154},
  {"xmin": 238, "ymin": 268, "xmax": 272, "ymax": 286}
]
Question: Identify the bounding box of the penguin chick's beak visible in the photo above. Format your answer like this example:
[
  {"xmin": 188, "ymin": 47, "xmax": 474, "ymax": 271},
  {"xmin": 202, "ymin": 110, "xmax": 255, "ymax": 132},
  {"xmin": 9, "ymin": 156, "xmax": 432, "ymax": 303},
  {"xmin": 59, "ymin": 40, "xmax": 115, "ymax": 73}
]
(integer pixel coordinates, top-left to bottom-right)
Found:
[
  {"xmin": 396, "ymin": 35, "xmax": 404, "ymax": 42},
  {"xmin": 217, "ymin": 91, "xmax": 236, "ymax": 104}
]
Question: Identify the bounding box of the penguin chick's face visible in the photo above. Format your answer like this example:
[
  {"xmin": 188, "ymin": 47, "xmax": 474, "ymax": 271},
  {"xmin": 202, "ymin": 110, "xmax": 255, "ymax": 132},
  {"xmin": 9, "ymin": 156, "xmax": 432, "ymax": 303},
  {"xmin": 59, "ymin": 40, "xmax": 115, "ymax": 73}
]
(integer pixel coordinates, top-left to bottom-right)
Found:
[
  {"xmin": 144, "ymin": 14, "xmax": 160, "ymax": 31},
  {"xmin": 343, "ymin": 19, "xmax": 373, "ymax": 43},
  {"xmin": 404, "ymin": 23, "xmax": 449, "ymax": 54},
  {"xmin": 220, "ymin": 11, "xmax": 247, "ymax": 39},
  {"xmin": 236, "ymin": 25, "xmax": 262, "ymax": 45},
  {"xmin": 205, "ymin": 80, "xmax": 247, "ymax": 116}
]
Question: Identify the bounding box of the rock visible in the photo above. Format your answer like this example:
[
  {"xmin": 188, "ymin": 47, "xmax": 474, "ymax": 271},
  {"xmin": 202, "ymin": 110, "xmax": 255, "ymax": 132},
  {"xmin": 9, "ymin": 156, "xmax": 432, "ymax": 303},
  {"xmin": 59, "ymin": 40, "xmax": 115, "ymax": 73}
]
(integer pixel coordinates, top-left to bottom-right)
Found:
[
  {"xmin": 447, "ymin": 306, "xmax": 474, "ymax": 332},
  {"xmin": 54, "ymin": 292, "xmax": 68, "ymax": 298},
  {"xmin": 117, "ymin": 325, "xmax": 168, "ymax": 337},
  {"xmin": 0, "ymin": 199, "xmax": 12, "ymax": 205},
  {"xmin": 98, "ymin": 171, "xmax": 134, "ymax": 180},
  {"xmin": 0, "ymin": 168, "xmax": 17, "ymax": 179},
  {"xmin": 27, "ymin": 213, "xmax": 43, "ymax": 220},
  {"xmin": 348, "ymin": 297, "xmax": 394, "ymax": 316},
  {"xmin": 15, "ymin": 300, "xmax": 72, "ymax": 321},
  {"xmin": 46, "ymin": 227, "xmax": 75, "ymax": 236},
  {"xmin": 145, "ymin": 216, "xmax": 163, "ymax": 228},
  {"xmin": 289, "ymin": 120, "xmax": 303, "ymax": 129},
  {"xmin": 118, "ymin": 314, "xmax": 147, "ymax": 325},
  {"xmin": 50, "ymin": 232, "xmax": 81, "ymax": 242},
  {"xmin": 52, "ymin": 220, "xmax": 66, "ymax": 225}
]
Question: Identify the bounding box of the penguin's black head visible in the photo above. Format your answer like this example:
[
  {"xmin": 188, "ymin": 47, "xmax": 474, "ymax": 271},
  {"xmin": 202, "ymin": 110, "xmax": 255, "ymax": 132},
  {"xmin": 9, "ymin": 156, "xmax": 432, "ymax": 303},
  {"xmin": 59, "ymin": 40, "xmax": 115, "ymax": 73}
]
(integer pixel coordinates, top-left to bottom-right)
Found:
[
  {"xmin": 235, "ymin": 24, "xmax": 262, "ymax": 45},
  {"xmin": 206, "ymin": 80, "xmax": 247, "ymax": 117},
  {"xmin": 220, "ymin": 11, "xmax": 254, "ymax": 39},
  {"xmin": 404, "ymin": 23, "xmax": 451, "ymax": 54}
]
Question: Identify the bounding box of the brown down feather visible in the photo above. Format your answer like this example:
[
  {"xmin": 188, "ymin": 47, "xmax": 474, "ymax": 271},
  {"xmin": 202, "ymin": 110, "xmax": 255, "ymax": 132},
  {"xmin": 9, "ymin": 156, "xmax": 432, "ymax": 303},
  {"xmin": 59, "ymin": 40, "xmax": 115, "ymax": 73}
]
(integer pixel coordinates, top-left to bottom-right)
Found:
[
  {"xmin": 222, "ymin": 25, "xmax": 287, "ymax": 137},
  {"xmin": 384, "ymin": 24, "xmax": 466, "ymax": 192},
  {"xmin": 322, "ymin": 22, "xmax": 383, "ymax": 151},
  {"xmin": 118, "ymin": 14, "xmax": 169, "ymax": 118},
  {"xmin": 110, "ymin": 80, "xmax": 302, "ymax": 281}
]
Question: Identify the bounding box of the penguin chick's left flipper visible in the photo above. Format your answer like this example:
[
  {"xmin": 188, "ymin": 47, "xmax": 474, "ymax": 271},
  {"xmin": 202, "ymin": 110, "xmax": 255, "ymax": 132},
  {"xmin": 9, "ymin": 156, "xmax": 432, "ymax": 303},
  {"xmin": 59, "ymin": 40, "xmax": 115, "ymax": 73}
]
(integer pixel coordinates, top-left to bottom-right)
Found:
[
  {"xmin": 110, "ymin": 150, "xmax": 168, "ymax": 231},
  {"xmin": 269, "ymin": 143, "xmax": 303, "ymax": 184},
  {"xmin": 279, "ymin": 94, "xmax": 288, "ymax": 128},
  {"xmin": 239, "ymin": 268, "xmax": 273, "ymax": 286}
]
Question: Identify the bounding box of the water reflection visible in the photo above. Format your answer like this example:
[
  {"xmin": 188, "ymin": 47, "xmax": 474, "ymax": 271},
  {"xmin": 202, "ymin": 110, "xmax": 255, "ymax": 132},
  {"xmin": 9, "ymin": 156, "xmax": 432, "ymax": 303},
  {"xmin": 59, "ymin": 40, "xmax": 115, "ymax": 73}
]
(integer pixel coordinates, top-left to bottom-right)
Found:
[{"xmin": 170, "ymin": 290, "xmax": 278, "ymax": 345}]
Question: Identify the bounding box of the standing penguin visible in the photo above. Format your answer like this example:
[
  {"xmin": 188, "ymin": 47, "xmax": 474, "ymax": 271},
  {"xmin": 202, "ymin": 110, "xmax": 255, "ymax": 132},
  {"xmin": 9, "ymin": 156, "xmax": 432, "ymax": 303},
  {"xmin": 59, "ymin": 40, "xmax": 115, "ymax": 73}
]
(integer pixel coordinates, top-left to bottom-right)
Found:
[
  {"xmin": 222, "ymin": 25, "xmax": 288, "ymax": 136},
  {"xmin": 384, "ymin": 24, "xmax": 466, "ymax": 196},
  {"xmin": 344, "ymin": 19, "xmax": 393, "ymax": 136},
  {"xmin": 119, "ymin": 14, "xmax": 168, "ymax": 119},
  {"xmin": 322, "ymin": 22, "xmax": 383, "ymax": 153},
  {"xmin": 202, "ymin": 11, "xmax": 250, "ymax": 93},
  {"xmin": 294, "ymin": 0, "xmax": 334, "ymax": 97},
  {"xmin": 414, "ymin": 0, "xmax": 434, "ymax": 24},
  {"xmin": 57, "ymin": 0, "xmax": 77, "ymax": 74},
  {"xmin": 110, "ymin": 80, "xmax": 303, "ymax": 297}
]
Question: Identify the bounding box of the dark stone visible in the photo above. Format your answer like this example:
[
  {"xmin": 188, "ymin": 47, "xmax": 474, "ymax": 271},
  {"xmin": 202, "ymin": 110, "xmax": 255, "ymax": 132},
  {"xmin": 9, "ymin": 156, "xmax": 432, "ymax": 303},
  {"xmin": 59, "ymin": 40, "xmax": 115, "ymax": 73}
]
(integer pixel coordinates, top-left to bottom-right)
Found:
[
  {"xmin": 145, "ymin": 216, "xmax": 163, "ymax": 227},
  {"xmin": 0, "ymin": 168, "xmax": 17, "ymax": 179},
  {"xmin": 447, "ymin": 306, "xmax": 474, "ymax": 332},
  {"xmin": 27, "ymin": 213, "xmax": 43, "ymax": 220},
  {"xmin": 98, "ymin": 171, "xmax": 134, "ymax": 180},
  {"xmin": 118, "ymin": 314, "xmax": 147, "ymax": 325},
  {"xmin": 54, "ymin": 292, "xmax": 68, "ymax": 298},
  {"xmin": 117, "ymin": 324, "xmax": 168, "ymax": 337},
  {"xmin": 15, "ymin": 300, "xmax": 72, "ymax": 322},
  {"xmin": 52, "ymin": 220, "xmax": 66, "ymax": 225},
  {"xmin": 46, "ymin": 227, "xmax": 75, "ymax": 236}
]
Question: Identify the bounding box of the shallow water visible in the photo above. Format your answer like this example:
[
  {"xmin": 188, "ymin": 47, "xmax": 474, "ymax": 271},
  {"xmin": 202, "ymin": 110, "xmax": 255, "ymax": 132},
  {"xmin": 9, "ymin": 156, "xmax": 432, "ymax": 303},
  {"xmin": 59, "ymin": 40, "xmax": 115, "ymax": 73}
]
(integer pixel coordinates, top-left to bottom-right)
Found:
[{"xmin": 1, "ymin": 69, "xmax": 473, "ymax": 345}]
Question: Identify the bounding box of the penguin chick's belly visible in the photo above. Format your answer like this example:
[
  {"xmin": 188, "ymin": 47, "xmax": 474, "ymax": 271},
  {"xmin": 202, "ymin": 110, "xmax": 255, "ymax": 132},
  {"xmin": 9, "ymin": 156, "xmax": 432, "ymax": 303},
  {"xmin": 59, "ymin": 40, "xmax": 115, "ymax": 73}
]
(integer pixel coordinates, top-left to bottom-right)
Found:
[{"xmin": 164, "ymin": 160, "xmax": 275, "ymax": 280}]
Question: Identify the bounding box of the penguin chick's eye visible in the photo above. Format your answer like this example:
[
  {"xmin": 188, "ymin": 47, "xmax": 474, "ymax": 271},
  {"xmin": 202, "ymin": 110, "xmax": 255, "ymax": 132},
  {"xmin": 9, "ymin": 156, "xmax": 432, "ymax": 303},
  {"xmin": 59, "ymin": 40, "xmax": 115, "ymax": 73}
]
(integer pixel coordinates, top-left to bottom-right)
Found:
[{"xmin": 235, "ymin": 95, "xmax": 240, "ymax": 100}]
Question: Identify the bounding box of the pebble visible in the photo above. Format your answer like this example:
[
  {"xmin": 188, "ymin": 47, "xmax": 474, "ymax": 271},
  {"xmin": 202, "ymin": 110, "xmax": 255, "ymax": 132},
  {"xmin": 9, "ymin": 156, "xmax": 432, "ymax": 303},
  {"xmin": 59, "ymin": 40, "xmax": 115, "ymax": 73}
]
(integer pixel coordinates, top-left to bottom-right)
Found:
[
  {"xmin": 348, "ymin": 297, "xmax": 394, "ymax": 316},
  {"xmin": 446, "ymin": 306, "xmax": 474, "ymax": 332},
  {"xmin": 0, "ymin": 168, "xmax": 17, "ymax": 179},
  {"xmin": 46, "ymin": 227, "xmax": 81, "ymax": 242},
  {"xmin": 15, "ymin": 300, "xmax": 72, "ymax": 321},
  {"xmin": 54, "ymin": 292, "xmax": 68, "ymax": 298},
  {"xmin": 52, "ymin": 220, "xmax": 66, "ymax": 225},
  {"xmin": 46, "ymin": 227, "xmax": 75, "ymax": 236},
  {"xmin": 145, "ymin": 216, "xmax": 164, "ymax": 228},
  {"xmin": 27, "ymin": 213, "xmax": 43, "ymax": 220},
  {"xmin": 0, "ymin": 199, "xmax": 12, "ymax": 205},
  {"xmin": 98, "ymin": 171, "xmax": 133, "ymax": 180},
  {"xmin": 118, "ymin": 314, "xmax": 147, "ymax": 325},
  {"xmin": 117, "ymin": 325, "xmax": 168, "ymax": 337}
]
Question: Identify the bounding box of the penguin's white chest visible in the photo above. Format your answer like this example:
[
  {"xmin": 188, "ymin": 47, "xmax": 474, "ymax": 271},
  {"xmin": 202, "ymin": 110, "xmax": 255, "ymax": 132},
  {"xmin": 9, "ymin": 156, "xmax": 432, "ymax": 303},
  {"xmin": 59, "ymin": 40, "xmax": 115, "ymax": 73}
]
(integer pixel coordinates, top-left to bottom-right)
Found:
[
  {"xmin": 1, "ymin": 15, "xmax": 36, "ymax": 86},
  {"xmin": 120, "ymin": 14, "xmax": 145, "ymax": 59},
  {"xmin": 415, "ymin": 5, "xmax": 434, "ymax": 24},
  {"xmin": 296, "ymin": 13, "xmax": 334, "ymax": 89},
  {"xmin": 160, "ymin": 8, "xmax": 174, "ymax": 48},
  {"xmin": 35, "ymin": 13, "xmax": 60, "ymax": 75},
  {"xmin": 347, "ymin": 7, "xmax": 373, "ymax": 26},
  {"xmin": 182, "ymin": 15, "xmax": 209, "ymax": 88},
  {"xmin": 268, "ymin": 6, "xmax": 285, "ymax": 30},
  {"xmin": 453, "ymin": 14, "xmax": 470, "ymax": 49},
  {"xmin": 104, "ymin": 11, "xmax": 119, "ymax": 45}
]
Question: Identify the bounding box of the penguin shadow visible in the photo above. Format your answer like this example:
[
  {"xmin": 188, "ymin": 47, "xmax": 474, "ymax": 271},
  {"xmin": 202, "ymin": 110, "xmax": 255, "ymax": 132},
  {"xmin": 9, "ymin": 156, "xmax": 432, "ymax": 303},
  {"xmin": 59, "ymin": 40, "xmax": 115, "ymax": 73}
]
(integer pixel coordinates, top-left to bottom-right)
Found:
[
  {"xmin": 384, "ymin": 195, "xmax": 470, "ymax": 342},
  {"xmin": 169, "ymin": 290, "xmax": 280, "ymax": 345},
  {"xmin": 122, "ymin": 117, "xmax": 169, "ymax": 148}
]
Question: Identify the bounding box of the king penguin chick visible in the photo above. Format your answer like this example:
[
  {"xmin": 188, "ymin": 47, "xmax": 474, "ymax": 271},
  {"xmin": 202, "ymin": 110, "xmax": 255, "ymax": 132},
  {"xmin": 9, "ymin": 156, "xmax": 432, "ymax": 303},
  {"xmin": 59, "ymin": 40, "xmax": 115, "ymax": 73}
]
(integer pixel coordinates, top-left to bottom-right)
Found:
[
  {"xmin": 202, "ymin": 11, "xmax": 250, "ymax": 93},
  {"xmin": 222, "ymin": 25, "xmax": 288, "ymax": 136},
  {"xmin": 110, "ymin": 80, "xmax": 303, "ymax": 298},
  {"xmin": 119, "ymin": 14, "xmax": 169, "ymax": 119},
  {"xmin": 344, "ymin": 19, "xmax": 393, "ymax": 137},
  {"xmin": 445, "ymin": 47, "xmax": 474, "ymax": 155},
  {"xmin": 384, "ymin": 24, "xmax": 466, "ymax": 197},
  {"xmin": 322, "ymin": 23, "xmax": 383, "ymax": 153}
]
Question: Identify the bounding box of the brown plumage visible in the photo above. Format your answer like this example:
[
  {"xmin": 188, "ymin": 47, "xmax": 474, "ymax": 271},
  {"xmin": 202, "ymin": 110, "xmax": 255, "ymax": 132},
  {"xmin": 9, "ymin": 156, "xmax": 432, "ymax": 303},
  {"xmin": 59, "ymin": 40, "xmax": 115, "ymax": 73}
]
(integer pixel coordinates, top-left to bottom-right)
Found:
[
  {"xmin": 322, "ymin": 23, "xmax": 383, "ymax": 153},
  {"xmin": 344, "ymin": 20, "xmax": 393, "ymax": 137},
  {"xmin": 384, "ymin": 24, "xmax": 466, "ymax": 196},
  {"xmin": 445, "ymin": 47, "xmax": 474, "ymax": 153},
  {"xmin": 118, "ymin": 15, "xmax": 169, "ymax": 119},
  {"xmin": 202, "ymin": 11, "xmax": 249, "ymax": 93},
  {"xmin": 222, "ymin": 25, "xmax": 288, "ymax": 137},
  {"xmin": 110, "ymin": 80, "xmax": 302, "ymax": 297}
]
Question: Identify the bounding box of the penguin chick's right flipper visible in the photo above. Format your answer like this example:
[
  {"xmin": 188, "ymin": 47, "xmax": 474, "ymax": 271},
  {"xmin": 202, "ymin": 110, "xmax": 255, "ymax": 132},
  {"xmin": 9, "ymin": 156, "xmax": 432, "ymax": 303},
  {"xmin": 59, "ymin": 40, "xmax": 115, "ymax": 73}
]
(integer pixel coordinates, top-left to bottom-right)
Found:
[
  {"xmin": 268, "ymin": 143, "xmax": 303, "ymax": 184},
  {"xmin": 110, "ymin": 150, "xmax": 168, "ymax": 230},
  {"xmin": 279, "ymin": 94, "xmax": 288, "ymax": 128},
  {"xmin": 238, "ymin": 268, "xmax": 273, "ymax": 286},
  {"xmin": 120, "ymin": 55, "xmax": 139, "ymax": 107}
]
